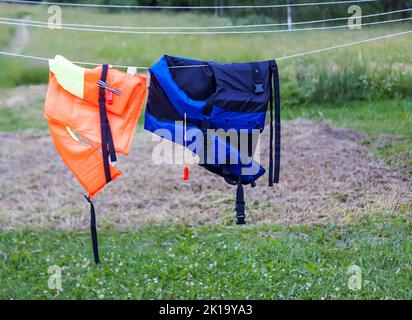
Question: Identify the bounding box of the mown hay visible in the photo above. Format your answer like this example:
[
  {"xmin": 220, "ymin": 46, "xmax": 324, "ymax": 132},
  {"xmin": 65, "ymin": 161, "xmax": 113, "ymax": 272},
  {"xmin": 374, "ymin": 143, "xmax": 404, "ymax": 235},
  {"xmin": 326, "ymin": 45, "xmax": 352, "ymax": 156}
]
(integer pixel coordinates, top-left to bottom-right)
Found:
[{"xmin": 0, "ymin": 119, "xmax": 410, "ymax": 230}]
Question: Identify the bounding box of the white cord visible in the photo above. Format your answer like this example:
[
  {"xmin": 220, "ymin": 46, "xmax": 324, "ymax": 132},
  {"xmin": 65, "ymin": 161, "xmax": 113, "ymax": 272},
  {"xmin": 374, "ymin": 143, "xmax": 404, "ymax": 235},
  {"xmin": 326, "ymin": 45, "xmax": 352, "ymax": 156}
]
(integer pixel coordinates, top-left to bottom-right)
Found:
[
  {"xmin": 0, "ymin": 0, "xmax": 378, "ymax": 10},
  {"xmin": 0, "ymin": 51, "xmax": 143, "ymax": 69},
  {"xmin": 1, "ymin": 8, "xmax": 411, "ymax": 30},
  {"xmin": 1, "ymin": 16, "xmax": 411, "ymax": 35},
  {"xmin": 1, "ymin": 29, "xmax": 411, "ymax": 68},
  {"xmin": 276, "ymin": 29, "xmax": 412, "ymax": 60}
]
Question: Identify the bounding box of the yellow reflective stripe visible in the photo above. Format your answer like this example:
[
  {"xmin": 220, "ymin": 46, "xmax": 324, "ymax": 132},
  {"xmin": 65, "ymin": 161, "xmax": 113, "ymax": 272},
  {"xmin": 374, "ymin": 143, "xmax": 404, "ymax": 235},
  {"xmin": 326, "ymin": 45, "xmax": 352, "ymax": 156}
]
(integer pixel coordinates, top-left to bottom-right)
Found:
[
  {"xmin": 49, "ymin": 55, "xmax": 85, "ymax": 98},
  {"xmin": 66, "ymin": 126, "xmax": 80, "ymax": 142}
]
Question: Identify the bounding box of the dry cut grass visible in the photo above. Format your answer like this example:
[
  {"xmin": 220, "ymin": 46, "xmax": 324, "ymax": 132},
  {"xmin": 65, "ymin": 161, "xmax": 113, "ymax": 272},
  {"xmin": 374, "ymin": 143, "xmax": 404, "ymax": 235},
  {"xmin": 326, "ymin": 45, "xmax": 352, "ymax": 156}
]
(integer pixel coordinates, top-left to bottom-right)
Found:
[{"xmin": 0, "ymin": 118, "xmax": 410, "ymax": 231}]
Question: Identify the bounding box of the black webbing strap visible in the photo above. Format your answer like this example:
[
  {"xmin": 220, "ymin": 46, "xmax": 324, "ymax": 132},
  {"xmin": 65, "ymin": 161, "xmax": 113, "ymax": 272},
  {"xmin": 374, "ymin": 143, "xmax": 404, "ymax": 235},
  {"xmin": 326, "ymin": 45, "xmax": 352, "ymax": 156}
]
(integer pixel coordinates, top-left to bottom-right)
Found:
[
  {"xmin": 202, "ymin": 100, "xmax": 214, "ymax": 117},
  {"xmin": 84, "ymin": 195, "xmax": 100, "ymax": 264},
  {"xmin": 98, "ymin": 64, "xmax": 117, "ymax": 183},
  {"xmin": 272, "ymin": 62, "xmax": 281, "ymax": 184},
  {"xmin": 200, "ymin": 119, "xmax": 209, "ymax": 166},
  {"xmin": 268, "ymin": 60, "xmax": 281, "ymax": 185},
  {"xmin": 268, "ymin": 65, "xmax": 274, "ymax": 187},
  {"xmin": 236, "ymin": 180, "xmax": 246, "ymax": 225},
  {"xmin": 84, "ymin": 64, "xmax": 117, "ymax": 265}
]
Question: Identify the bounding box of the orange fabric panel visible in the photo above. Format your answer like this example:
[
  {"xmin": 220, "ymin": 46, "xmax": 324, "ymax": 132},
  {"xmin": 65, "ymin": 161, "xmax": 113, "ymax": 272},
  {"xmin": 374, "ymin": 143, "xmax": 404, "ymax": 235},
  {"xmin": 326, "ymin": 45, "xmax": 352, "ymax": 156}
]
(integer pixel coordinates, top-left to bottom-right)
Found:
[
  {"xmin": 44, "ymin": 63, "xmax": 147, "ymax": 197},
  {"xmin": 48, "ymin": 120, "xmax": 121, "ymax": 197},
  {"xmin": 45, "ymin": 69, "xmax": 147, "ymax": 155}
]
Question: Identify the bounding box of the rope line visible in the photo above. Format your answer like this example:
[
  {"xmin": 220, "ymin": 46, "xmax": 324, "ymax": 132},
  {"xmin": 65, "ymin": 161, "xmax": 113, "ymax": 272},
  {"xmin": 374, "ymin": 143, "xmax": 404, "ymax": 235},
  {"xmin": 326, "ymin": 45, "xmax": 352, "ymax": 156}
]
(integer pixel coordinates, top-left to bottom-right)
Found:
[
  {"xmin": 1, "ymin": 16, "xmax": 411, "ymax": 35},
  {"xmin": 0, "ymin": 0, "xmax": 379, "ymax": 10},
  {"xmin": 1, "ymin": 29, "xmax": 411, "ymax": 69},
  {"xmin": 1, "ymin": 8, "xmax": 411, "ymax": 30},
  {"xmin": 276, "ymin": 29, "xmax": 412, "ymax": 60}
]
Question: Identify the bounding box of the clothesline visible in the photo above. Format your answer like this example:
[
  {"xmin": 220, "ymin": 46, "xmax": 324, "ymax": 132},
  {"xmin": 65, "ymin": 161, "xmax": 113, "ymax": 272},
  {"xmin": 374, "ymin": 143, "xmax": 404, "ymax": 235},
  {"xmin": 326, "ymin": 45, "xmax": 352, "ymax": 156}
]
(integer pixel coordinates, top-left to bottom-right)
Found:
[
  {"xmin": 0, "ymin": 29, "xmax": 411, "ymax": 69},
  {"xmin": 1, "ymin": 16, "xmax": 411, "ymax": 35},
  {"xmin": 1, "ymin": 8, "xmax": 411, "ymax": 31},
  {"xmin": 0, "ymin": 0, "xmax": 378, "ymax": 10}
]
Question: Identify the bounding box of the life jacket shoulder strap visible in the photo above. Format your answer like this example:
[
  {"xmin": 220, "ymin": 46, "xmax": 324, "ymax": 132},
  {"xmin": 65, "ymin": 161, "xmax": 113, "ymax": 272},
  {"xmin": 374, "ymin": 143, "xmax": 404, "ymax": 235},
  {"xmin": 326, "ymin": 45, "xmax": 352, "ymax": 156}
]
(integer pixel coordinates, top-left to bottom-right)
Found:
[
  {"xmin": 269, "ymin": 60, "xmax": 281, "ymax": 186},
  {"xmin": 98, "ymin": 64, "xmax": 117, "ymax": 183}
]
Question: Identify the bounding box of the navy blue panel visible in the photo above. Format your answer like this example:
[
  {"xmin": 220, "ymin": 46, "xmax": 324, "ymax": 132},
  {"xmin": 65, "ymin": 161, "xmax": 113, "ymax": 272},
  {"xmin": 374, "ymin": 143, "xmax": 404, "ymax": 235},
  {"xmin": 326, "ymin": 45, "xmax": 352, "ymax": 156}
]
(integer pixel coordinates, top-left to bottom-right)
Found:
[
  {"xmin": 166, "ymin": 55, "xmax": 216, "ymax": 101},
  {"xmin": 209, "ymin": 61, "xmax": 271, "ymax": 113},
  {"xmin": 146, "ymin": 73, "xmax": 181, "ymax": 122}
]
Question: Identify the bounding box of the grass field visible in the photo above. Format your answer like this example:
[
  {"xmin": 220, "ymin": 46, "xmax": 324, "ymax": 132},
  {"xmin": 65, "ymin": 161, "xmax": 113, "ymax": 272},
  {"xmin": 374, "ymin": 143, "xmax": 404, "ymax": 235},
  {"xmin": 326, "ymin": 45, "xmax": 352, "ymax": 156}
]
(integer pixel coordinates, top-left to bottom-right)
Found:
[
  {"xmin": 1, "ymin": 215, "xmax": 411, "ymax": 299},
  {"xmin": 0, "ymin": 3, "xmax": 411, "ymax": 300},
  {"xmin": 284, "ymin": 99, "xmax": 412, "ymax": 178}
]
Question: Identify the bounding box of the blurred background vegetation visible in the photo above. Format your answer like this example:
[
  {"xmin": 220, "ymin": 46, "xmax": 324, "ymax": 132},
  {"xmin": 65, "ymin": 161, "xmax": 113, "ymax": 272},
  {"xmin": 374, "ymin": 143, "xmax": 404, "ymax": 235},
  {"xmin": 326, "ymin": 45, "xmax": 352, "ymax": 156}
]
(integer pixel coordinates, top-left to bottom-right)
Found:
[
  {"xmin": 18, "ymin": 0, "xmax": 412, "ymax": 22},
  {"xmin": 0, "ymin": 0, "xmax": 412, "ymax": 106},
  {"xmin": 0, "ymin": 1, "xmax": 411, "ymax": 299}
]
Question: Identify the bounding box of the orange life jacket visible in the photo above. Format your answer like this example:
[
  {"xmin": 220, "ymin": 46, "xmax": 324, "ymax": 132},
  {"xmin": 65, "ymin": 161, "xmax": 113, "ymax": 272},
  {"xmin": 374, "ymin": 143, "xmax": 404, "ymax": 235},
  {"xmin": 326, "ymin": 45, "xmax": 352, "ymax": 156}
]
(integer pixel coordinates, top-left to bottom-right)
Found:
[
  {"xmin": 44, "ymin": 56, "xmax": 147, "ymax": 263},
  {"xmin": 44, "ymin": 56, "xmax": 147, "ymax": 197}
]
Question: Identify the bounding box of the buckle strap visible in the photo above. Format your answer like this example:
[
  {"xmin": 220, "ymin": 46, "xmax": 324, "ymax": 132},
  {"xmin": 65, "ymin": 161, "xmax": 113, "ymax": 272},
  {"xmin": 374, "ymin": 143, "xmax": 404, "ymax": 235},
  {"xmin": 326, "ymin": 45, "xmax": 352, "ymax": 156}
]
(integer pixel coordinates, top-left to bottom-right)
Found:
[
  {"xmin": 200, "ymin": 120, "xmax": 209, "ymax": 165},
  {"xmin": 251, "ymin": 62, "xmax": 264, "ymax": 94},
  {"xmin": 84, "ymin": 195, "xmax": 100, "ymax": 264},
  {"xmin": 236, "ymin": 180, "xmax": 246, "ymax": 225},
  {"xmin": 272, "ymin": 61, "xmax": 281, "ymax": 184},
  {"xmin": 97, "ymin": 80, "xmax": 121, "ymax": 96},
  {"xmin": 268, "ymin": 60, "xmax": 281, "ymax": 186},
  {"xmin": 268, "ymin": 63, "xmax": 274, "ymax": 186},
  {"xmin": 98, "ymin": 64, "xmax": 117, "ymax": 183},
  {"xmin": 201, "ymin": 93, "xmax": 215, "ymax": 117}
]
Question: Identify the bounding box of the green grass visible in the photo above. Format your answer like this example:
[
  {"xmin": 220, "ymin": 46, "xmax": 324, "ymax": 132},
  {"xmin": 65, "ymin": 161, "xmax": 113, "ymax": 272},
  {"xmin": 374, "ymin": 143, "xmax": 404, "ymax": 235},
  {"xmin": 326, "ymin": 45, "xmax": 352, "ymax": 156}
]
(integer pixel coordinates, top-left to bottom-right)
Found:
[
  {"xmin": 0, "ymin": 3, "xmax": 412, "ymax": 102},
  {"xmin": 284, "ymin": 99, "xmax": 412, "ymax": 178},
  {"xmin": 0, "ymin": 215, "xmax": 410, "ymax": 299},
  {"xmin": 0, "ymin": 60, "xmax": 48, "ymax": 88},
  {"xmin": 283, "ymin": 100, "xmax": 412, "ymax": 136},
  {"xmin": 0, "ymin": 24, "xmax": 14, "ymax": 49},
  {"xmin": 0, "ymin": 99, "xmax": 46, "ymax": 132}
]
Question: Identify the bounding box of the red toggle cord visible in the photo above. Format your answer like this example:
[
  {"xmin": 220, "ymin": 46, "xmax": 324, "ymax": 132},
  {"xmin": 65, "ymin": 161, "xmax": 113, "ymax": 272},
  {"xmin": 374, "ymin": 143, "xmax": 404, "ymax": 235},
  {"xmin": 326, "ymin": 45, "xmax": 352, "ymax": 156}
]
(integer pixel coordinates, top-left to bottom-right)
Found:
[{"xmin": 184, "ymin": 166, "xmax": 189, "ymax": 181}]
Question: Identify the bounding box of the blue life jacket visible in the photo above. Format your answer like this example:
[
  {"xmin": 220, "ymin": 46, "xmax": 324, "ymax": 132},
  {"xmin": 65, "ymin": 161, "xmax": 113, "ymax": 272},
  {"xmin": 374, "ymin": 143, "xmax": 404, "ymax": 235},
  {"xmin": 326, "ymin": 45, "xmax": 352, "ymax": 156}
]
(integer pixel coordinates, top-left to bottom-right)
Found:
[{"xmin": 145, "ymin": 55, "xmax": 280, "ymax": 224}]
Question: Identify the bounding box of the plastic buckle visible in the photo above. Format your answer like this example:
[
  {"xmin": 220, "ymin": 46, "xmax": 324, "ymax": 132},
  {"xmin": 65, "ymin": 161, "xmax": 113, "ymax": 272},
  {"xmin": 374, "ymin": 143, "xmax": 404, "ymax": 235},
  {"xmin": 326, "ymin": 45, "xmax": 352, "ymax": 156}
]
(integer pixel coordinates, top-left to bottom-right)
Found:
[{"xmin": 254, "ymin": 83, "xmax": 264, "ymax": 93}]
